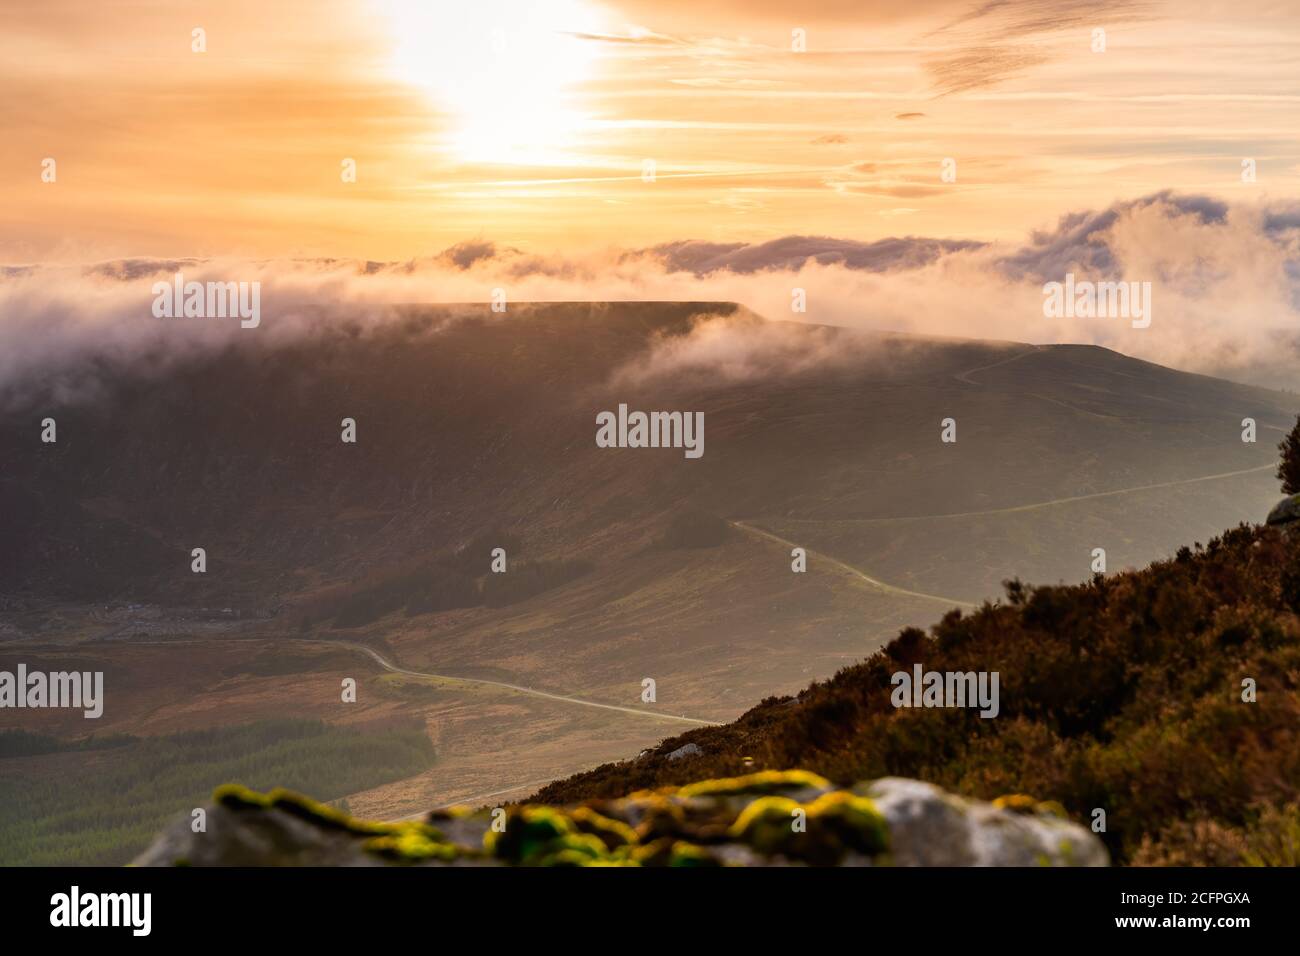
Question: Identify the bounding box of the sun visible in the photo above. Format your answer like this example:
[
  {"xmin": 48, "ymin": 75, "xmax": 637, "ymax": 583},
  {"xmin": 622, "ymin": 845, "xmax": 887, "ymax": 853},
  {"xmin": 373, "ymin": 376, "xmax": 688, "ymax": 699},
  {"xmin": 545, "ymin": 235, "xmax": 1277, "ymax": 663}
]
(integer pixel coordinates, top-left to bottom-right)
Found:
[{"xmin": 381, "ymin": 0, "xmax": 605, "ymax": 164}]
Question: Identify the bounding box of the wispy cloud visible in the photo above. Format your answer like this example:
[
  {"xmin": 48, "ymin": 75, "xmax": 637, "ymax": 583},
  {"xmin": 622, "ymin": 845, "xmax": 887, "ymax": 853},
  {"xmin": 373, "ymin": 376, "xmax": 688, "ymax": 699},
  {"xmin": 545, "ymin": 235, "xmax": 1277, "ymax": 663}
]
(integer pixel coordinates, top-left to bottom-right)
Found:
[
  {"xmin": 2, "ymin": 192, "xmax": 1297, "ymax": 407},
  {"xmin": 923, "ymin": 0, "xmax": 1154, "ymax": 94}
]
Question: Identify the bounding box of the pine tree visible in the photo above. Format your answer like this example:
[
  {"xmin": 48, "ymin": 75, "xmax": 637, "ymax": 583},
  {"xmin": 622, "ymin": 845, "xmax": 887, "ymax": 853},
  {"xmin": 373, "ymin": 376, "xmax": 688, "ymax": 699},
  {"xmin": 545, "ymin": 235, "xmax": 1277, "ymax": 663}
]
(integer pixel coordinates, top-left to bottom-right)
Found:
[{"xmin": 1280, "ymin": 414, "xmax": 1300, "ymax": 495}]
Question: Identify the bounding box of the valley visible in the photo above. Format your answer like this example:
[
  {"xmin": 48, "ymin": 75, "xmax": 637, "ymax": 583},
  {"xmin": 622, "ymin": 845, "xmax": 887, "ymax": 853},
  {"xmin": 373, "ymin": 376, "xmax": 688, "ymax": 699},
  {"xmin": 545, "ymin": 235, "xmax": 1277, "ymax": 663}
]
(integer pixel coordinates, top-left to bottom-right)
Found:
[{"xmin": 0, "ymin": 301, "xmax": 1293, "ymax": 862}]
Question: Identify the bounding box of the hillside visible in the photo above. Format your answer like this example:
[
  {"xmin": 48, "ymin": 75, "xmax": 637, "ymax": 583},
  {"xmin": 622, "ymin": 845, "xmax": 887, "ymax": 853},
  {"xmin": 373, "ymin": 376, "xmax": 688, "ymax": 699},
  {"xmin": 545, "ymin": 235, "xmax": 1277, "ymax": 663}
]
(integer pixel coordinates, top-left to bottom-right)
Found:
[
  {"xmin": 533, "ymin": 519, "xmax": 1300, "ymax": 866},
  {"xmin": 2, "ymin": 302, "xmax": 1291, "ymax": 611},
  {"xmin": 2, "ymin": 300, "xmax": 1297, "ymax": 851}
]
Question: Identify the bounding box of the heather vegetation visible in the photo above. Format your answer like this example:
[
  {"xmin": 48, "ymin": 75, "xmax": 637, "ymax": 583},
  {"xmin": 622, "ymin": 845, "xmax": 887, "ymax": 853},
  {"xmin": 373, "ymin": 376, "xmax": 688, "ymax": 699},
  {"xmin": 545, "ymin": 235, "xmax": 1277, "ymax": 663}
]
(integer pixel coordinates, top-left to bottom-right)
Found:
[
  {"xmin": 536, "ymin": 521, "xmax": 1300, "ymax": 865},
  {"xmin": 1280, "ymin": 413, "xmax": 1300, "ymax": 496},
  {"xmin": 0, "ymin": 717, "xmax": 435, "ymax": 866}
]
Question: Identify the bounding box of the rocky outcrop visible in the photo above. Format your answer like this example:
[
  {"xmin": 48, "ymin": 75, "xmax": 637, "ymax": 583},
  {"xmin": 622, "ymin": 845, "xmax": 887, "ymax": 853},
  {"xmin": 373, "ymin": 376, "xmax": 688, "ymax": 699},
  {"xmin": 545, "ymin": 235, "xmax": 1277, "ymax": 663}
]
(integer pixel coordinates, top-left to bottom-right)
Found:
[
  {"xmin": 1267, "ymin": 494, "xmax": 1300, "ymax": 527},
  {"xmin": 133, "ymin": 771, "xmax": 1108, "ymax": 867}
]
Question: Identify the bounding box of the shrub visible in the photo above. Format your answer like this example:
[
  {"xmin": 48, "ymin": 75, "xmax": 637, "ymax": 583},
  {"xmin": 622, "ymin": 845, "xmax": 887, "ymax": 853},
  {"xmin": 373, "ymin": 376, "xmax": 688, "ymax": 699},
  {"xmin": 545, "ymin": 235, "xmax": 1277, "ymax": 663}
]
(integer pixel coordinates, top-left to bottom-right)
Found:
[
  {"xmin": 1279, "ymin": 414, "xmax": 1300, "ymax": 495},
  {"xmin": 535, "ymin": 524, "xmax": 1300, "ymax": 865}
]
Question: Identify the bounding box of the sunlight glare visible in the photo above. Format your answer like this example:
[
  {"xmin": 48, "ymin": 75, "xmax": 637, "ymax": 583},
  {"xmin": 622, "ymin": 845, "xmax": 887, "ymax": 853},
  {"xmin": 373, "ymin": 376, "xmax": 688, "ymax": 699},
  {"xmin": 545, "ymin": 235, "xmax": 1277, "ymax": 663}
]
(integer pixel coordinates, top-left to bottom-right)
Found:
[{"xmin": 382, "ymin": 0, "xmax": 605, "ymax": 164}]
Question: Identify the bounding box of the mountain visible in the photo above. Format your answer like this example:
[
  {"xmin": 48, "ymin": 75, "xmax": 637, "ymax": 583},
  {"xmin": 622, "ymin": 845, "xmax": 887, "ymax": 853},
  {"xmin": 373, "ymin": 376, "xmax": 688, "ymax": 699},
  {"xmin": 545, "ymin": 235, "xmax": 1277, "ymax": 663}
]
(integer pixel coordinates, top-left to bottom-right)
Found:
[
  {"xmin": 2, "ymin": 301, "xmax": 1291, "ymax": 610},
  {"xmin": 1, "ymin": 301, "xmax": 1296, "ymax": 855}
]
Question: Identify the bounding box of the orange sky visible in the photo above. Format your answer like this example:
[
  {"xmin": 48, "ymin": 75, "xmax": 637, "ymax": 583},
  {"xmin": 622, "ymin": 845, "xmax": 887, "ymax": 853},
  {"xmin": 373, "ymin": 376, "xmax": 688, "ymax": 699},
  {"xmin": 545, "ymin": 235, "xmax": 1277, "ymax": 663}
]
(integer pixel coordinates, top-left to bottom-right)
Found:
[{"xmin": 2, "ymin": 0, "xmax": 1298, "ymax": 262}]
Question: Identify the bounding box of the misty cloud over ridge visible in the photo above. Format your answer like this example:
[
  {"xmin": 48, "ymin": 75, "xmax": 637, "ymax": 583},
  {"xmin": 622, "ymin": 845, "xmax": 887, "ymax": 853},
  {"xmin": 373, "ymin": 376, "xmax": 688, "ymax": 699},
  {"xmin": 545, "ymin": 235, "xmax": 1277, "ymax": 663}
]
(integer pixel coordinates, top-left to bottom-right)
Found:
[
  {"xmin": 638, "ymin": 236, "xmax": 985, "ymax": 275},
  {"xmin": 2, "ymin": 191, "xmax": 1298, "ymax": 409},
  {"xmin": 996, "ymin": 191, "xmax": 1233, "ymax": 283}
]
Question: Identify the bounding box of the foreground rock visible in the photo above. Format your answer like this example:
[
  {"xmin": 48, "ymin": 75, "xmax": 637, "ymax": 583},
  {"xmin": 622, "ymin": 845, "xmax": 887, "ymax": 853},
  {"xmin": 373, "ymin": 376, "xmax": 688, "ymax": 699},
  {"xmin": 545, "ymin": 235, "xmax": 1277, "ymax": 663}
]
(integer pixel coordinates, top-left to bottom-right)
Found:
[
  {"xmin": 1267, "ymin": 494, "xmax": 1300, "ymax": 527},
  {"xmin": 134, "ymin": 771, "xmax": 1108, "ymax": 867}
]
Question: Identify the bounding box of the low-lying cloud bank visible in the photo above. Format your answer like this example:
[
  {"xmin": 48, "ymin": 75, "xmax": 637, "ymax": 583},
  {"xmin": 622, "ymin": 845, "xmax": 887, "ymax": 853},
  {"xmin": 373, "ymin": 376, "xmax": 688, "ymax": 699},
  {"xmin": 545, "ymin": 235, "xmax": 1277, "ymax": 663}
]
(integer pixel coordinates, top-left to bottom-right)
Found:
[{"xmin": 2, "ymin": 191, "xmax": 1298, "ymax": 408}]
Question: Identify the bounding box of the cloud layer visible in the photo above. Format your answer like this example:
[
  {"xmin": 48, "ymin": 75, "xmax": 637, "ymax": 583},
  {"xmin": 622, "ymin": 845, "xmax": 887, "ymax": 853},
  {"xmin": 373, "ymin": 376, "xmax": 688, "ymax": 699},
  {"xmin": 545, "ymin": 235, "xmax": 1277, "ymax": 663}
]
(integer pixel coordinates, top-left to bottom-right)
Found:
[{"xmin": 2, "ymin": 191, "xmax": 1298, "ymax": 408}]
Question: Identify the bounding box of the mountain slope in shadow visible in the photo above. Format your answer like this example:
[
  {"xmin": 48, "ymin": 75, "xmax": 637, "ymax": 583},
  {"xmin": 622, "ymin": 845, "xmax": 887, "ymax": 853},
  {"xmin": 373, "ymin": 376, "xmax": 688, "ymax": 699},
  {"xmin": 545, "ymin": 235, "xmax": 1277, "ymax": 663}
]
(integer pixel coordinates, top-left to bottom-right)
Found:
[{"xmin": 0, "ymin": 300, "xmax": 1293, "ymax": 724}]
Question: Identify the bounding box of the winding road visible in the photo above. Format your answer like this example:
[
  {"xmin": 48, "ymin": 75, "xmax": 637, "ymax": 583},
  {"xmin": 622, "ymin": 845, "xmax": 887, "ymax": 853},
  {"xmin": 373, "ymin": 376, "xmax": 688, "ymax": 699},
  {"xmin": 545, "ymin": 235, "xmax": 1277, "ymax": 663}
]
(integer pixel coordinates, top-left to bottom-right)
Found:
[
  {"xmin": 953, "ymin": 346, "xmax": 1042, "ymax": 385},
  {"xmin": 729, "ymin": 519, "xmax": 977, "ymax": 609},
  {"xmin": 776, "ymin": 462, "xmax": 1279, "ymax": 525},
  {"xmin": 729, "ymin": 454, "xmax": 1279, "ymax": 608},
  {"xmin": 314, "ymin": 640, "xmax": 721, "ymax": 727}
]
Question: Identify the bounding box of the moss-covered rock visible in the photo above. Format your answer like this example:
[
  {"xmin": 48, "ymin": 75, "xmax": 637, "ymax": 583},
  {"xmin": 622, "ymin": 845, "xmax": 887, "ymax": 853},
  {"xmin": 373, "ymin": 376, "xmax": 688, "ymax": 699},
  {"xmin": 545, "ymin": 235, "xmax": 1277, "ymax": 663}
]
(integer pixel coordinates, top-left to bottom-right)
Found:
[
  {"xmin": 727, "ymin": 791, "xmax": 888, "ymax": 865},
  {"xmin": 133, "ymin": 773, "xmax": 1107, "ymax": 867}
]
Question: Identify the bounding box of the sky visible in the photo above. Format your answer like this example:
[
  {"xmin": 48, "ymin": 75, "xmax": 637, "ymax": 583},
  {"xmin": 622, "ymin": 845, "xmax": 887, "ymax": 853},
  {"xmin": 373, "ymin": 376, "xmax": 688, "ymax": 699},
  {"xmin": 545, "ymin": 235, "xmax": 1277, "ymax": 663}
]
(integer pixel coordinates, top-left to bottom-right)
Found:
[{"xmin": 2, "ymin": 0, "xmax": 1298, "ymax": 262}]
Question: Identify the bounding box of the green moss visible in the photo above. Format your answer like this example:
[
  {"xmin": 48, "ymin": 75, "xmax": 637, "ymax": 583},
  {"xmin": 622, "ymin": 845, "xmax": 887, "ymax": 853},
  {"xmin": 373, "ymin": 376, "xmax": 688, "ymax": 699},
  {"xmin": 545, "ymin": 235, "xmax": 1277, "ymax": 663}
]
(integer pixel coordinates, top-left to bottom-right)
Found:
[
  {"xmin": 618, "ymin": 836, "xmax": 718, "ymax": 866},
  {"xmin": 214, "ymin": 783, "xmax": 444, "ymax": 841},
  {"xmin": 213, "ymin": 782, "xmax": 272, "ymax": 810},
  {"xmin": 479, "ymin": 804, "xmax": 659, "ymax": 866},
  {"xmin": 581, "ymin": 858, "xmax": 641, "ymax": 867},
  {"xmin": 1057, "ymin": 839, "xmax": 1075, "ymax": 865},
  {"xmin": 667, "ymin": 841, "xmax": 723, "ymax": 867},
  {"xmin": 993, "ymin": 793, "xmax": 1067, "ymax": 819},
  {"xmin": 624, "ymin": 837, "xmax": 673, "ymax": 866},
  {"xmin": 729, "ymin": 796, "xmax": 801, "ymax": 841},
  {"xmin": 427, "ymin": 806, "xmax": 475, "ymax": 822},
  {"xmin": 267, "ymin": 789, "xmax": 398, "ymax": 835},
  {"xmin": 570, "ymin": 806, "xmax": 638, "ymax": 849},
  {"xmin": 678, "ymin": 769, "xmax": 831, "ymax": 799},
  {"xmin": 530, "ymin": 833, "xmax": 619, "ymax": 867},
  {"xmin": 363, "ymin": 829, "xmax": 464, "ymax": 864},
  {"xmin": 992, "ymin": 793, "xmax": 1038, "ymax": 814},
  {"xmin": 728, "ymin": 791, "xmax": 888, "ymax": 865},
  {"xmin": 1037, "ymin": 800, "xmax": 1067, "ymax": 819},
  {"xmin": 484, "ymin": 806, "xmax": 575, "ymax": 863},
  {"xmin": 629, "ymin": 794, "xmax": 688, "ymax": 842},
  {"xmin": 806, "ymin": 791, "xmax": 889, "ymax": 855}
]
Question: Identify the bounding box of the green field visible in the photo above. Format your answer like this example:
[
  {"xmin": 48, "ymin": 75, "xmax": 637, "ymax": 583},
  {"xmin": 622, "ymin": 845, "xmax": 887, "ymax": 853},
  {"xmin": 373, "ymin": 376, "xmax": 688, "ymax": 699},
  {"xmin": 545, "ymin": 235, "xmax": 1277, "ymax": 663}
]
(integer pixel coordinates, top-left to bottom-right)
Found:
[{"xmin": 0, "ymin": 718, "xmax": 435, "ymax": 866}]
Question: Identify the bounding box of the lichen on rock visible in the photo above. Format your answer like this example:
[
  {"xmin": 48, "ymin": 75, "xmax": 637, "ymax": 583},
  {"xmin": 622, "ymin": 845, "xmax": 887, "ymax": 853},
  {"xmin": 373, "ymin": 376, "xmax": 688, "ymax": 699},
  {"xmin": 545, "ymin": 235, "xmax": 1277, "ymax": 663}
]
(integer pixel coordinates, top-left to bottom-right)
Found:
[{"xmin": 133, "ymin": 771, "xmax": 1108, "ymax": 867}]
